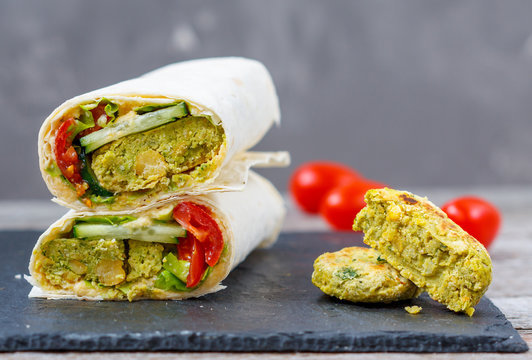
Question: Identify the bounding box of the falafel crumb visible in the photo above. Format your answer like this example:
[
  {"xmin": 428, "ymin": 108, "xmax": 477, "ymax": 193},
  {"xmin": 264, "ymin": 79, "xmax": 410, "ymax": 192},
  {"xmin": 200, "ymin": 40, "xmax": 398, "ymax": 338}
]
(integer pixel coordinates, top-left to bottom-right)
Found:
[{"xmin": 405, "ymin": 305, "xmax": 422, "ymax": 314}]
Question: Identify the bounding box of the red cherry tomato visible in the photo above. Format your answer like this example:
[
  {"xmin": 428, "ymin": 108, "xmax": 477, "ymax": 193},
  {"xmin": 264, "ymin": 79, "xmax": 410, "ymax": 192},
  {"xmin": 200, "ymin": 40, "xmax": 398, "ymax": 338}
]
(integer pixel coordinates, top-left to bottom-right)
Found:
[
  {"xmin": 320, "ymin": 180, "xmax": 387, "ymax": 231},
  {"xmin": 175, "ymin": 231, "xmax": 194, "ymax": 262},
  {"xmin": 441, "ymin": 196, "xmax": 501, "ymax": 249},
  {"xmin": 55, "ymin": 105, "xmax": 109, "ymax": 185},
  {"xmin": 173, "ymin": 202, "xmax": 224, "ymax": 287},
  {"xmin": 289, "ymin": 161, "xmax": 360, "ymax": 213},
  {"xmin": 54, "ymin": 118, "xmax": 83, "ymax": 185},
  {"xmin": 173, "ymin": 202, "xmax": 224, "ymax": 267},
  {"xmin": 187, "ymin": 236, "xmax": 207, "ymax": 288}
]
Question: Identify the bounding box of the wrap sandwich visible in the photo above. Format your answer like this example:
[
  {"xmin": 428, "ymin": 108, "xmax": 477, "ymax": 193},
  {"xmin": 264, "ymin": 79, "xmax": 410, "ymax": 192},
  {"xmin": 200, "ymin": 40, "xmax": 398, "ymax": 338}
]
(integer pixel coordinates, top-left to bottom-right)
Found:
[
  {"xmin": 27, "ymin": 171, "xmax": 284, "ymax": 300},
  {"xmin": 38, "ymin": 57, "xmax": 288, "ymax": 212}
]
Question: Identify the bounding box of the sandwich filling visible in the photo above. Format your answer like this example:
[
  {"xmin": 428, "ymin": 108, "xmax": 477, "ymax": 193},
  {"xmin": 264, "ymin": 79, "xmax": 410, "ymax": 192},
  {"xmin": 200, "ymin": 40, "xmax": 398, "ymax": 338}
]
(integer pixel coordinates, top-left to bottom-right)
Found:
[
  {"xmin": 32, "ymin": 202, "xmax": 226, "ymax": 300},
  {"xmin": 47, "ymin": 98, "xmax": 225, "ymax": 207}
]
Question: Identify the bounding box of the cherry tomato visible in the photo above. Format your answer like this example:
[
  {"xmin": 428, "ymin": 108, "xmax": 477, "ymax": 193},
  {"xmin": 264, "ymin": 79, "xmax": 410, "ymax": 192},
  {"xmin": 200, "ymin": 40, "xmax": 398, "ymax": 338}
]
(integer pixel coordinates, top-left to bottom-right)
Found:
[
  {"xmin": 54, "ymin": 118, "xmax": 83, "ymax": 185},
  {"xmin": 173, "ymin": 203, "xmax": 222, "ymax": 288},
  {"xmin": 173, "ymin": 202, "xmax": 224, "ymax": 267},
  {"xmin": 187, "ymin": 236, "xmax": 207, "ymax": 288},
  {"xmin": 173, "ymin": 202, "xmax": 224, "ymax": 287},
  {"xmin": 320, "ymin": 180, "xmax": 387, "ymax": 231},
  {"xmin": 176, "ymin": 231, "xmax": 194, "ymax": 262},
  {"xmin": 289, "ymin": 161, "xmax": 361, "ymax": 213},
  {"xmin": 441, "ymin": 196, "xmax": 501, "ymax": 249}
]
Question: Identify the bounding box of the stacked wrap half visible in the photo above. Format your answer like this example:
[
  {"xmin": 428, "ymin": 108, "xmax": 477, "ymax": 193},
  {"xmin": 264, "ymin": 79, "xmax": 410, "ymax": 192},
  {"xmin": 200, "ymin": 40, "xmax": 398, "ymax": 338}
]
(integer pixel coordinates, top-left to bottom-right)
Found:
[{"xmin": 28, "ymin": 57, "xmax": 289, "ymax": 300}]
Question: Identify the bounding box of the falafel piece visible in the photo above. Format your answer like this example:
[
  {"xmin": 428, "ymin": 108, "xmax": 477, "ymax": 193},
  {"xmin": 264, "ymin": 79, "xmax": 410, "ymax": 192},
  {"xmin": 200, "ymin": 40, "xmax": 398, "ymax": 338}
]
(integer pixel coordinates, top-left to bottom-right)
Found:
[
  {"xmin": 405, "ymin": 305, "xmax": 422, "ymax": 314},
  {"xmin": 353, "ymin": 188, "xmax": 492, "ymax": 316},
  {"xmin": 312, "ymin": 246, "xmax": 420, "ymax": 303}
]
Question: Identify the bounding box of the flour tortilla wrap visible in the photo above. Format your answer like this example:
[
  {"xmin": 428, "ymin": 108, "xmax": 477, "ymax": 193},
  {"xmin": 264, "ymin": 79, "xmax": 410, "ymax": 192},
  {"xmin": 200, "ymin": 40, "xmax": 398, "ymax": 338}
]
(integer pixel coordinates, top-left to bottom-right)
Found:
[
  {"xmin": 27, "ymin": 172, "xmax": 284, "ymax": 300},
  {"xmin": 38, "ymin": 57, "xmax": 288, "ymax": 212}
]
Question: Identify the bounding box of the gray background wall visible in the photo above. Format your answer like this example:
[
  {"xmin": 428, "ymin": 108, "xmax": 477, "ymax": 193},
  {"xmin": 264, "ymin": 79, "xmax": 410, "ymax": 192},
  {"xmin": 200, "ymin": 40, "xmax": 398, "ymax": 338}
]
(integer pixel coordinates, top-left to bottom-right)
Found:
[{"xmin": 2, "ymin": 0, "xmax": 532, "ymax": 200}]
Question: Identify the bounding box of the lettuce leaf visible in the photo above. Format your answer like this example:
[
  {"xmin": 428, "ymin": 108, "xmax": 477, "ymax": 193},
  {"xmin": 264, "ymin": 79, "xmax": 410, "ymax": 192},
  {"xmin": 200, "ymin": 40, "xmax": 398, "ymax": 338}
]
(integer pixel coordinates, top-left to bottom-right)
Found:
[
  {"xmin": 154, "ymin": 270, "xmax": 190, "ymax": 292},
  {"xmin": 79, "ymin": 98, "xmax": 119, "ymax": 126}
]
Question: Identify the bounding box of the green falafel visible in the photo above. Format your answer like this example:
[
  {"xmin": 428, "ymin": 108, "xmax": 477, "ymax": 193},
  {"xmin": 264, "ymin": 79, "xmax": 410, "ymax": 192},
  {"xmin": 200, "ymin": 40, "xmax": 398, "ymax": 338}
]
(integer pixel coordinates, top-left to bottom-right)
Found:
[
  {"xmin": 353, "ymin": 188, "xmax": 492, "ymax": 316},
  {"xmin": 312, "ymin": 246, "xmax": 420, "ymax": 303}
]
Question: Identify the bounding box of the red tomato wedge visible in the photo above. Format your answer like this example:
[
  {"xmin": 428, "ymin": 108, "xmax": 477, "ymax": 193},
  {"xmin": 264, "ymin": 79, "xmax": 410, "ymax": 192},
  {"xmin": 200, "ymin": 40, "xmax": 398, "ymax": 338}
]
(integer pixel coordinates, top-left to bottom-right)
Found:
[
  {"xmin": 187, "ymin": 238, "xmax": 207, "ymax": 288},
  {"xmin": 173, "ymin": 202, "xmax": 224, "ymax": 287},
  {"xmin": 54, "ymin": 118, "xmax": 83, "ymax": 185},
  {"xmin": 175, "ymin": 232, "xmax": 208, "ymax": 288},
  {"xmin": 176, "ymin": 232, "xmax": 194, "ymax": 262}
]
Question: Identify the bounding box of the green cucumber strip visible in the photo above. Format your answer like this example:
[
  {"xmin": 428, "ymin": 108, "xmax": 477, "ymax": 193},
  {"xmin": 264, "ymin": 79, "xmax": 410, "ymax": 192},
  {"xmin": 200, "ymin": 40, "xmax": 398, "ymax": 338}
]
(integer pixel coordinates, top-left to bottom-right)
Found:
[
  {"xmin": 80, "ymin": 102, "xmax": 189, "ymax": 153},
  {"xmin": 72, "ymin": 223, "xmax": 186, "ymax": 243},
  {"xmin": 78, "ymin": 146, "xmax": 114, "ymax": 198},
  {"xmin": 89, "ymin": 194, "xmax": 115, "ymax": 205},
  {"xmin": 162, "ymin": 253, "xmax": 190, "ymax": 284},
  {"xmin": 134, "ymin": 102, "xmax": 180, "ymax": 115},
  {"xmin": 75, "ymin": 215, "xmax": 136, "ymax": 226},
  {"xmin": 201, "ymin": 266, "xmax": 213, "ymax": 281}
]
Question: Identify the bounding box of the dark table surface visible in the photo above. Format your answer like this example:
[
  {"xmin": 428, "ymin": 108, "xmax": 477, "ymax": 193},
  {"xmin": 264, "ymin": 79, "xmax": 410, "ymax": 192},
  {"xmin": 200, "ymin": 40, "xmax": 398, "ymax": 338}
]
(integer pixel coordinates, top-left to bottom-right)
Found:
[{"xmin": 0, "ymin": 230, "xmax": 527, "ymax": 353}]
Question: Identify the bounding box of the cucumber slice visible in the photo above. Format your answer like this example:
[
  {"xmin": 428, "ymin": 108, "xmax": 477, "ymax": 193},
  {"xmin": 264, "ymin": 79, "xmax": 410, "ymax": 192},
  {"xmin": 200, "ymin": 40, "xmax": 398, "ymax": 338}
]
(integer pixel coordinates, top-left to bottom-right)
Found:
[
  {"xmin": 77, "ymin": 146, "xmax": 114, "ymax": 197},
  {"xmin": 72, "ymin": 223, "xmax": 186, "ymax": 243},
  {"xmin": 80, "ymin": 102, "xmax": 189, "ymax": 153}
]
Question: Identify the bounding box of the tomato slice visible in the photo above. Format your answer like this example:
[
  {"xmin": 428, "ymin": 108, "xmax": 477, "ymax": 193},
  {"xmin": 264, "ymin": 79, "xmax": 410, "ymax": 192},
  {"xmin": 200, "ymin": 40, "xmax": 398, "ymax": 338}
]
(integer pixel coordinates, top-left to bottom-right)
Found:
[
  {"xmin": 175, "ymin": 231, "xmax": 207, "ymax": 288},
  {"xmin": 54, "ymin": 118, "xmax": 83, "ymax": 185},
  {"xmin": 187, "ymin": 237, "xmax": 207, "ymax": 288},
  {"xmin": 176, "ymin": 232, "xmax": 194, "ymax": 262},
  {"xmin": 55, "ymin": 104, "xmax": 111, "ymax": 188},
  {"xmin": 173, "ymin": 202, "xmax": 224, "ymax": 267}
]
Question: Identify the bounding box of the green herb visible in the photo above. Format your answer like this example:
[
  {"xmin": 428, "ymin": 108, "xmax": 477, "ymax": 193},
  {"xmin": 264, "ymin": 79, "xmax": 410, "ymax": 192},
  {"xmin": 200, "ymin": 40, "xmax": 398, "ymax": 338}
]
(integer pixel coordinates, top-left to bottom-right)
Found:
[
  {"xmin": 336, "ymin": 267, "xmax": 360, "ymax": 280},
  {"xmin": 377, "ymin": 255, "xmax": 387, "ymax": 263}
]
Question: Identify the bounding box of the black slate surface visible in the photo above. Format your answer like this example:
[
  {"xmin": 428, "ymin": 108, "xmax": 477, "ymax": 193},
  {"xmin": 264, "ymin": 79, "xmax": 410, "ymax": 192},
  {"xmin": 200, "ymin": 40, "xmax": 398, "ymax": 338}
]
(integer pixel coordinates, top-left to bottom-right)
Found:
[{"xmin": 0, "ymin": 230, "xmax": 528, "ymax": 353}]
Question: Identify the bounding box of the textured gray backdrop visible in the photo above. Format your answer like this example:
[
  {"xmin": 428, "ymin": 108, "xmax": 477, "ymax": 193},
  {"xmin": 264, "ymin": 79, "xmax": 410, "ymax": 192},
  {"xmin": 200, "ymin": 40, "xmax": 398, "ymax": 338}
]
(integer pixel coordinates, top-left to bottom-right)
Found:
[{"xmin": 2, "ymin": 0, "xmax": 532, "ymax": 200}]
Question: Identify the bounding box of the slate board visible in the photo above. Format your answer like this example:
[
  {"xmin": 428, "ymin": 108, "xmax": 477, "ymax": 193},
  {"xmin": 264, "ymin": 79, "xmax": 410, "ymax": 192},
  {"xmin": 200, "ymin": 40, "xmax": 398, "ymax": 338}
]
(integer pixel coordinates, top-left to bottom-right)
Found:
[{"xmin": 0, "ymin": 230, "xmax": 528, "ymax": 353}]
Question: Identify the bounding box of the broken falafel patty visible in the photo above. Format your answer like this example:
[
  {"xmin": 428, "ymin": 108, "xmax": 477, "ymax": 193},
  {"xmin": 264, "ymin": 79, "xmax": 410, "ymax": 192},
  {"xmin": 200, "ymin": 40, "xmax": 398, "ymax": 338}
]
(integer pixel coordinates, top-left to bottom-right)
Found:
[
  {"xmin": 312, "ymin": 246, "xmax": 420, "ymax": 303},
  {"xmin": 353, "ymin": 188, "xmax": 492, "ymax": 316}
]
